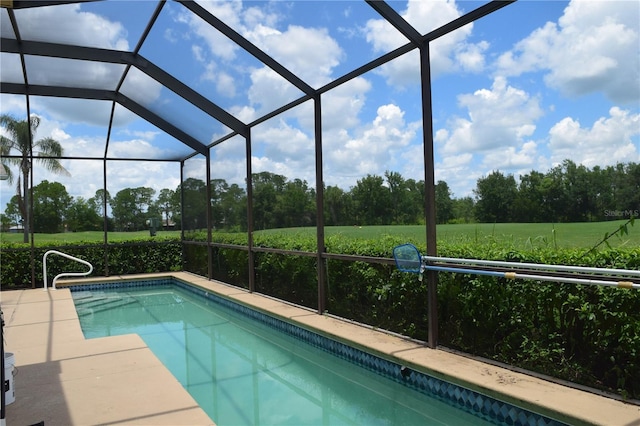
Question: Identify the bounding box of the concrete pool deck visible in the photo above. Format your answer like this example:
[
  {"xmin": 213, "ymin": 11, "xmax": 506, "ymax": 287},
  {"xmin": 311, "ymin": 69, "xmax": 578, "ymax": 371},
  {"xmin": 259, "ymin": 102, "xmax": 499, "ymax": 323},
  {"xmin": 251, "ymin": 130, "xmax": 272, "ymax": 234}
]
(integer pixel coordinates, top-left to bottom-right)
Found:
[{"xmin": 1, "ymin": 272, "xmax": 639, "ymax": 425}]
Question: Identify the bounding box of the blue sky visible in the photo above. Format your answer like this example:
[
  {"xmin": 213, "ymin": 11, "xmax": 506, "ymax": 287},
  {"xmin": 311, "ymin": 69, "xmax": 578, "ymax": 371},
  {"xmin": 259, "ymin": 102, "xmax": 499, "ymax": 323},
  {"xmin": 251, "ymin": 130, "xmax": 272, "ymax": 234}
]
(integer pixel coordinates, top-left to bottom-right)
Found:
[{"xmin": 1, "ymin": 0, "xmax": 639, "ymax": 214}]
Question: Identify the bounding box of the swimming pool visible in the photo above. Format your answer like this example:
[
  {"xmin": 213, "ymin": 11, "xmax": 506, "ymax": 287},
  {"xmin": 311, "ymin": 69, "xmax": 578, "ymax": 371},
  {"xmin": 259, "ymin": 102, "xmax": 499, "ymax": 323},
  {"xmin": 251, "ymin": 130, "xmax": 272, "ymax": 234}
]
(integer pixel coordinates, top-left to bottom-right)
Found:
[{"xmin": 69, "ymin": 278, "xmax": 563, "ymax": 426}]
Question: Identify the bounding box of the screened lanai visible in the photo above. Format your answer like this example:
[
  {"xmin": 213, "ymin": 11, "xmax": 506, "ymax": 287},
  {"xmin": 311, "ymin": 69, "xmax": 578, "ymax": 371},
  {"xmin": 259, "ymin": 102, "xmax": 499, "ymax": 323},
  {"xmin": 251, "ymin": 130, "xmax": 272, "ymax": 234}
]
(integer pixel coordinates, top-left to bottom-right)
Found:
[
  {"xmin": 1, "ymin": 0, "xmax": 526, "ymax": 346},
  {"xmin": 2, "ymin": 0, "xmax": 639, "ymax": 352}
]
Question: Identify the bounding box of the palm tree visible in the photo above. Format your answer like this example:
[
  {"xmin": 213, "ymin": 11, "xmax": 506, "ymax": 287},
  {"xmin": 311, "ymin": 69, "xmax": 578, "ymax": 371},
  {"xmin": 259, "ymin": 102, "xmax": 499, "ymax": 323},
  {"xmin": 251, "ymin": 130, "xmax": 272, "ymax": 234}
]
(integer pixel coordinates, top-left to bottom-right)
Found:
[{"xmin": 0, "ymin": 114, "xmax": 70, "ymax": 242}]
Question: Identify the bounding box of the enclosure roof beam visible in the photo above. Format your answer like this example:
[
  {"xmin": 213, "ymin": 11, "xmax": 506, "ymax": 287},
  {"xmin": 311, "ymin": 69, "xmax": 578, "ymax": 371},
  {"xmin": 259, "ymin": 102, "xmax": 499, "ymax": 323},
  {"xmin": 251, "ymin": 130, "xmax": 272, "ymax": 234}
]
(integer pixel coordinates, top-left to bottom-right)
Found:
[
  {"xmin": 423, "ymin": 1, "xmax": 516, "ymax": 42},
  {"xmin": 1, "ymin": 0, "xmax": 98, "ymax": 9},
  {"xmin": 1, "ymin": 82, "xmax": 208, "ymax": 156},
  {"xmin": 365, "ymin": 0, "xmax": 423, "ymax": 46},
  {"xmin": 177, "ymin": 0, "xmax": 316, "ymax": 96},
  {"xmin": 1, "ymin": 81, "xmax": 110, "ymax": 100},
  {"xmin": 114, "ymin": 92, "xmax": 208, "ymax": 156},
  {"xmin": 0, "ymin": 37, "xmax": 248, "ymax": 137}
]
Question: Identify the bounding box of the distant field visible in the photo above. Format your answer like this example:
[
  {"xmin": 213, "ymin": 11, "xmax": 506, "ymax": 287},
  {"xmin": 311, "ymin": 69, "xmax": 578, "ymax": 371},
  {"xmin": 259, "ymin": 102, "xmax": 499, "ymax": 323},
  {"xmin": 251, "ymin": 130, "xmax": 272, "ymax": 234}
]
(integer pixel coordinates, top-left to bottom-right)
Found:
[
  {"xmin": 262, "ymin": 220, "xmax": 639, "ymax": 250},
  {"xmin": 0, "ymin": 220, "xmax": 637, "ymax": 250}
]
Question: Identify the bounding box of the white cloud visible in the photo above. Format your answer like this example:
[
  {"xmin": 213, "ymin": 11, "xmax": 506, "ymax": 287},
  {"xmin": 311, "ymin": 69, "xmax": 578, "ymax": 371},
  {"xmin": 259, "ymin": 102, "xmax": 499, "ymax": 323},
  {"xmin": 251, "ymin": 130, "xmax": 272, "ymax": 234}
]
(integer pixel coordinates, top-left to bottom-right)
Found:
[
  {"xmin": 119, "ymin": 67, "xmax": 164, "ymax": 110},
  {"xmin": 321, "ymin": 76, "xmax": 371, "ymax": 132},
  {"xmin": 247, "ymin": 25, "xmax": 344, "ymax": 87},
  {"xmin": 211, "ymin": 135, "xmax": 246, "ymax": 186},
  {"xmin": 432, "ymin": 77, "xmax": 546, "ymax": 195},
  {"xmin": 33, "ymin": 97, "xmax": 113, "ymax": 128},
  {"xmin": 108, "ymin": 139, "xmax": 158, "ymax": 159},
  {"xmin": 197, "ymin": 58, "xmax": 237, "ymax": 99},
  {"xmin": 481, "ymin": 141, "xmax": 538, "ymax": 170},
  {"xmin": 548, "ymin": 107, "xmax": 640, "ymax": 166},
  {"xmin": 240, "ymin": 23, "xmax": 346, "ymax": 116},
  {"xmin": 130, "ymin": 130, "xmax": 160, "ymax": 141},
  {"xmin": 496, "ymin": 0, "xmax": 639, "ymax": 103},
  {"xmin": 435, "ymin": 152, "xmax": 477, "ymax": 197},
  {"xmin": 106, "ymin": 160, "xmax": 180, "ymax": 198},
  {"xmin": 0, "ymin": 52, "xmax": 23, "ymax": 84},
  {"xmin": 179, "ymin": 5, "xmax": 238, "ymax": 62},
  {"xmin": 229, "ymin": 104, "xmax": 258, "ymax": 124},
  {"xmin": 439, "ymin": 77, "xmax": 543, "ymax": 155},
  {"xmin": 456, "ymin": 40, "xmax": 489, "ymax": 73},
  {"xmin": 215, "ymin": 72, "xmax": 236, "ymax": 98},
  {"xmin": 254, "ymin": 119, "xmax": 314, "ymax": 165},
  {"xmin": 0, "ymin": 94, "xmax": 26, "ymax": 117},
  {"xmin": 326, "ymin": 103, "xmax": 418, "ymax": 181},
  {"xmin": 247, "ymin": 67, "xmax": 303, "ymax": 115},
  {"xmin": 50, "ymin": 128, "xmax": 72, "ymax": 143},
  {"xmin": 242, "ymin": 114, "xmax": 317, "ymax": 185},
  {"xmin": 13, "ymin": 3, "xmax": 129, "ymax": 50}
]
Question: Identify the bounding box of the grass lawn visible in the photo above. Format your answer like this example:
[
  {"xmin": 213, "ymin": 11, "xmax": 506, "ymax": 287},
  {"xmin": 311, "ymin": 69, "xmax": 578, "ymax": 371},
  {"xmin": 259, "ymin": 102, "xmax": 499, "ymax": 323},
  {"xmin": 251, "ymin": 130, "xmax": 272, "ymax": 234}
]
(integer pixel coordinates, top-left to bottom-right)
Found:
[
  {"xmin": 1, "ymin": 220, "xmax": 637, "ymax": 250},
  {"xmin": 260, "ymin": 220, "xmax": 638, "ymax": 250}
]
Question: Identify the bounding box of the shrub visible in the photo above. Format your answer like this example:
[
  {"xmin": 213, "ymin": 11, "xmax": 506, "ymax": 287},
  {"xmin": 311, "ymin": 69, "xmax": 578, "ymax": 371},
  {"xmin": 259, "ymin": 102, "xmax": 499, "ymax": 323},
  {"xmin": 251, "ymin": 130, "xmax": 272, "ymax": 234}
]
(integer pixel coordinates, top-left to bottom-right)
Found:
[{"xmin": 0, "ymin": 240, "xmax": 182, "ymax": 287}]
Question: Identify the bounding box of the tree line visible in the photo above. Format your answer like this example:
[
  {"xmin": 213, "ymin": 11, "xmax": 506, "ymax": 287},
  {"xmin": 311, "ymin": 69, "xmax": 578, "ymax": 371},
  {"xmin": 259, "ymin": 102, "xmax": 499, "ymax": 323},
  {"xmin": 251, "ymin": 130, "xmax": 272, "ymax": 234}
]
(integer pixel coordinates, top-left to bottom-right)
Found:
[
  {"xmin": 1, "ymin": 159, "xmax": 638, "ymax": 234},
  {"xmin": 2, "ymin": 115, "xmax": 638, "ymax": 234}
]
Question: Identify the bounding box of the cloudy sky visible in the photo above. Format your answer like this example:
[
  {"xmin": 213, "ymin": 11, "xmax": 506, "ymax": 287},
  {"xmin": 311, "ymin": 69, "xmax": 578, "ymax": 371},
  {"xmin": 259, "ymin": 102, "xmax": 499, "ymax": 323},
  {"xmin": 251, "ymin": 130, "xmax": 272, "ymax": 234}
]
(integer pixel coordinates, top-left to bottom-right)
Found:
[{"xmin": 0, "ymin": 0, "xmax": 638, "ymax": 214}]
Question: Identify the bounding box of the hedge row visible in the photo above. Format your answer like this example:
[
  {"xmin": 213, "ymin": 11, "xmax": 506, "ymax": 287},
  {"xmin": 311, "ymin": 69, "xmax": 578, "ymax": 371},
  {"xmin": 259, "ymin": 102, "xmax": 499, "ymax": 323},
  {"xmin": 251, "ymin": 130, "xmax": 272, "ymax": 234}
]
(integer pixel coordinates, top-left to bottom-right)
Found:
[
  {"xmin": 1, "ymin": 235, "xmax": 638, "ymax": 399},
  {"xmin": 0, "ymin": 241, "xmax": 182, "ymax": 287}
]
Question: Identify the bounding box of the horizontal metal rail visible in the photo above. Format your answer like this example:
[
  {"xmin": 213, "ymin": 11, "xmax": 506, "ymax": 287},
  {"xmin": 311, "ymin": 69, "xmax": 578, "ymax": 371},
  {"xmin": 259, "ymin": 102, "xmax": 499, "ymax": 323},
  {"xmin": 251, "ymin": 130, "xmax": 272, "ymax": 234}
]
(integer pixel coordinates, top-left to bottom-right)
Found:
[
  {"xmin": 421, "ymin": 256, "xmax": 640, "ymax": 289},
  {"xmin": 423, "ymin": 255, "xmax": 640, "ymax": 278},
  {"xmin": 393, "ymin": 244, "xmax": 640, "ymax": 289},
  {"xmin": 43, "ymin": 250, "xmax": 93, "ymax": 290},
  {"xmin": 425, "ymin": 264, "xmax": 639, "ymax": 289}
]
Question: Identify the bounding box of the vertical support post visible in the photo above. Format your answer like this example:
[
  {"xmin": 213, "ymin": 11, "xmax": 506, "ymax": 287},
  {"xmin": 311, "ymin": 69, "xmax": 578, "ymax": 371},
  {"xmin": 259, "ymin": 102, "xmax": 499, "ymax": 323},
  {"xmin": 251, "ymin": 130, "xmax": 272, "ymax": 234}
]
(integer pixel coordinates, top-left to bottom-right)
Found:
[
  {"xmin": 179, "ymin": 161, "xmax": 186, "ymax": 268},
  {"xmin": 1, "ymin": 310, "xmax": 5, "ymax": 423},
  {"xmin": 420, "ymin": 42, "xmax": 439, "ymax": 348},
  {"xmin": 245, "ymin": 128, "xmax": 256, "ymax": 292},
  {"xmin": 205, "ymin": 149, "xmax": 213, "ymax": 280},
  {"xmin": 104, "ymin": 101, "xmax": 116, "ymax": 277},
  {"xmin": 103, "ymin": 158, "xmax": 109, "ymax": 276},
  {"xmin": 28, "ymin": 159, "xmax": 35, "ymax": 288},
  {"xmin": 314, "ymin": 94, "xmax": 327, "ymax": 314},
  {"xmin": 27, "ymin": 112, "xmax": 35, "ymax": 287}
]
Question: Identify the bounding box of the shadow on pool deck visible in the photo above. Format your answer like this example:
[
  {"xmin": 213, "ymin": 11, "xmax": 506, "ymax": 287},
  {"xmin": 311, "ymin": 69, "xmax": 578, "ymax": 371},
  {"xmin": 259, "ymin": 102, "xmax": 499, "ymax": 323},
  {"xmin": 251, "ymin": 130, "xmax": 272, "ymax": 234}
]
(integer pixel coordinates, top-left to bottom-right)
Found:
[{"xmin": 2, "ymin": 272, "xmax": 639, "ymax": 425}]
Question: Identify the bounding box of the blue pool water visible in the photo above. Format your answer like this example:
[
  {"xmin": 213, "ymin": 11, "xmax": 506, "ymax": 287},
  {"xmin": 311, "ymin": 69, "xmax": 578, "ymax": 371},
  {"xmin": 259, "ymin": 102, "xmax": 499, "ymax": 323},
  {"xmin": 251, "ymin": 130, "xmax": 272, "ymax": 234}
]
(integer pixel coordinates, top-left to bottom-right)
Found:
[{"xmin": 70, "ymin": 280, "xmax": 562, "ymax": 426}]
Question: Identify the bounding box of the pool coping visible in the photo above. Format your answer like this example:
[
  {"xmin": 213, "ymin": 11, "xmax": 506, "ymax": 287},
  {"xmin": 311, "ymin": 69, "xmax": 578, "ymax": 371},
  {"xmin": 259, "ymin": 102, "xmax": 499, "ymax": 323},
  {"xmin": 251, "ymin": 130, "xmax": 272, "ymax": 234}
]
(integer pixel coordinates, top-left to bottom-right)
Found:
[{"xmin": 5, "ymin": 272, "xmax": 640, "ymax": 425}]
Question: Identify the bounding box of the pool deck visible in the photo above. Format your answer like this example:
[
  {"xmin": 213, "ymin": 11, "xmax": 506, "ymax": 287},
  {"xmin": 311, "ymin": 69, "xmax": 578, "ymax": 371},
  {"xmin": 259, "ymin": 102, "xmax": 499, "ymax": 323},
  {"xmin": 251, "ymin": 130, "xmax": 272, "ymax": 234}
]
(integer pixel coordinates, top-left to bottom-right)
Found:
[{"xmin": 2, "ymin": 272, "xmax": 639, "ymax": 426}]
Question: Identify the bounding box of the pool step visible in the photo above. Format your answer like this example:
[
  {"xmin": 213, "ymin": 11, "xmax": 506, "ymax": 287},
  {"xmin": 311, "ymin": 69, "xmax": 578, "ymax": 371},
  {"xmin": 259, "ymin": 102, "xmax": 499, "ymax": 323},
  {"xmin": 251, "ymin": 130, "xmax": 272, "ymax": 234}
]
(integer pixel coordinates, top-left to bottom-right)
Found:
[
  {"xmin": 76, "ymin": 297, "xmax": 137, "ymax": 317},
  {"xmin": 74, "ymin": 294, "xmax": 128, "ymax": 308}
]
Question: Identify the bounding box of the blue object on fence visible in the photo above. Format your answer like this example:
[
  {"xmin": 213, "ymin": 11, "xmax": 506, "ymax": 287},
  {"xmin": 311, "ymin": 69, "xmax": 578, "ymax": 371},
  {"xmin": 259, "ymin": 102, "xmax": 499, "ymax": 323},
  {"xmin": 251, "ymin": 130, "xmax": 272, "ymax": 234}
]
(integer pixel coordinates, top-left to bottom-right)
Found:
[{"xmin": 392, "ymin": 244, "xmax": 423, "ymax": 274}]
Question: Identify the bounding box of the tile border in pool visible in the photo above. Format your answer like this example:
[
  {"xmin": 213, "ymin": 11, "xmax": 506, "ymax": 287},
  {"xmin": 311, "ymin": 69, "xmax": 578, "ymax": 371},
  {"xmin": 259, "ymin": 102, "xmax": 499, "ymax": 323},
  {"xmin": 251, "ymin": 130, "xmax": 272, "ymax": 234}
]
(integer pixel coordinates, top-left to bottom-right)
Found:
[{"xmin": 67, "ymin": 277, "xmax": 565, "ymax": 426}]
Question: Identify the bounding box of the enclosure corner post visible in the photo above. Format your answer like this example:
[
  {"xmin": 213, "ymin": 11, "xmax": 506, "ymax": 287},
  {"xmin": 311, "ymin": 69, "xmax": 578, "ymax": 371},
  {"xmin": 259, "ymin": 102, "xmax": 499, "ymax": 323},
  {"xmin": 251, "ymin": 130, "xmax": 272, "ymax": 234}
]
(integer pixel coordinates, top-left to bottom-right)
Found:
[
  {"xmin": 205, "ymin": 149, "xmax": 213, "ymax": 280},
  {"xmin": 314, "ymin": 94, "xmax": 327, "ymax": 314},
  {"xmin": 421, "ymin": 42, "xmax": 438, "ymax": 349},
  {"xmin": 245, "ymin": 128, "xmax": 256, "ymax": 293}
]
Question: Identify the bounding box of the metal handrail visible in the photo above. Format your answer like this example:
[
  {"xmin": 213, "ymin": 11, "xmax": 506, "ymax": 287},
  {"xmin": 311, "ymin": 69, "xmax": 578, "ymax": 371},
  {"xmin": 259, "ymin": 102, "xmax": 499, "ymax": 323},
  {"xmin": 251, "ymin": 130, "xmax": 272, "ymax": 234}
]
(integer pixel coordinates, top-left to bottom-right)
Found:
[{"xmin": 43, "ymin": 250, "xmax": 93, "ymax": 290}]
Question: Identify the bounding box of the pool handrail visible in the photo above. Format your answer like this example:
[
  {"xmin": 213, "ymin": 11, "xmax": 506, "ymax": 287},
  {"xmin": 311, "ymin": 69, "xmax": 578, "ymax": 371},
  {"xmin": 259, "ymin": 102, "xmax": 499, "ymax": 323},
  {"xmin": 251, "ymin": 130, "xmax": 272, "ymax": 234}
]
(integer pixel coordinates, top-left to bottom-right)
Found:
[{"xmin": 43, "ymin": 250, "xmax": 94, "ymax": 291}]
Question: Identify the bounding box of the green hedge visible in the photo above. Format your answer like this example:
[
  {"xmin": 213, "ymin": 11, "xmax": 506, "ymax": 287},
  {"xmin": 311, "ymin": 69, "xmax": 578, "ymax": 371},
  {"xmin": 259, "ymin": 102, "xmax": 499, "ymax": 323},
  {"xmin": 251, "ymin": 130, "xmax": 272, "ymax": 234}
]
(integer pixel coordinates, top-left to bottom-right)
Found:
[
  {"xmin": 0, "ymin": 240, "xmax": 182, "ymax": 287},
  {"xmin": 1, "ymin": 235, "xmax": 638, "ymax": 399}
]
